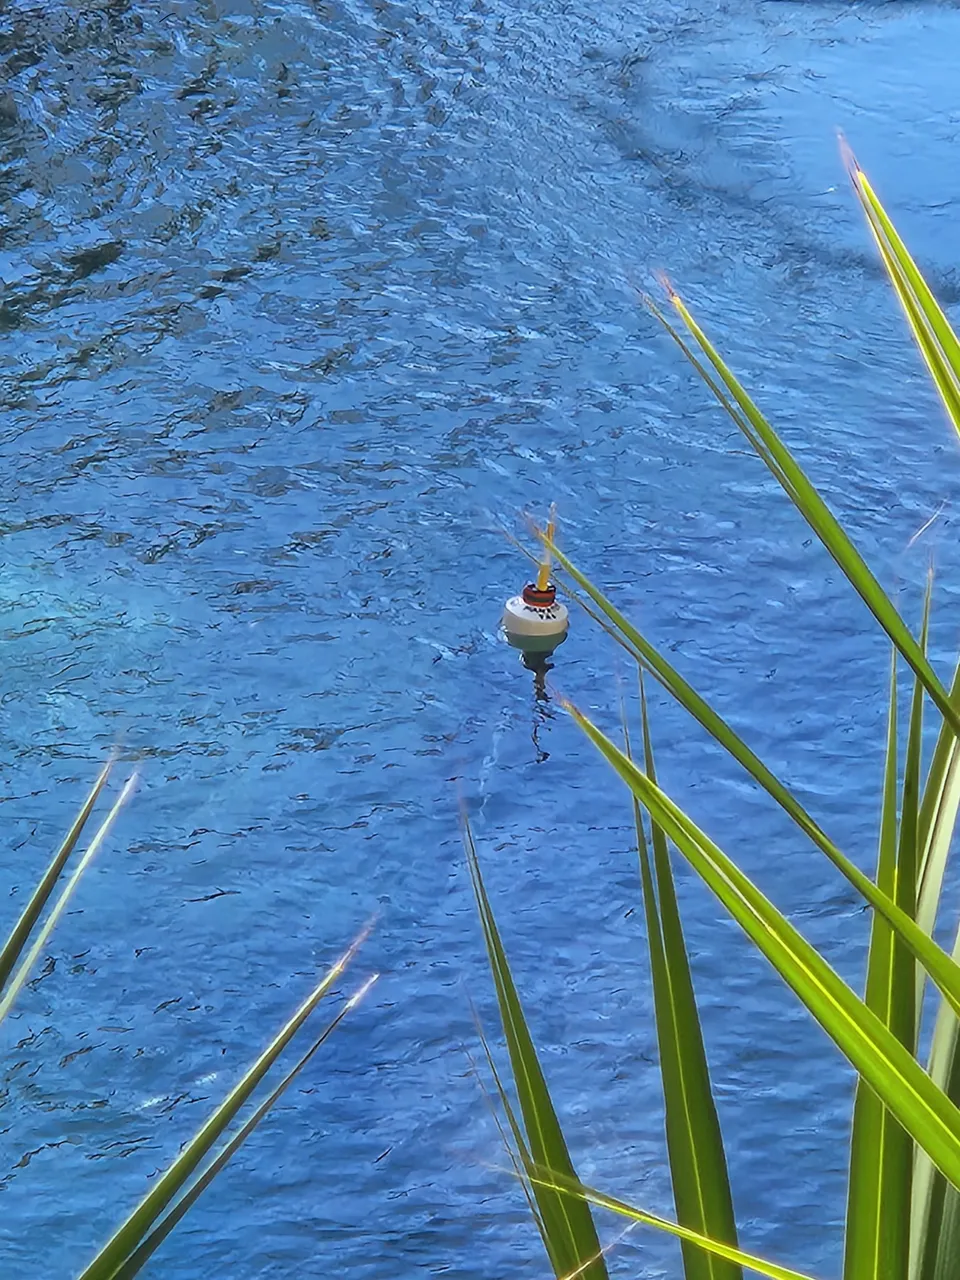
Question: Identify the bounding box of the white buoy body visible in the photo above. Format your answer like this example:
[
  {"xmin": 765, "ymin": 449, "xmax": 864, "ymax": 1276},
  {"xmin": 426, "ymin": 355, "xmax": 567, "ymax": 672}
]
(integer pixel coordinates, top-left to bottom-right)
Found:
[{"xmin": 502, "ymin": 588, "xmax": 569, "ymax": 653}]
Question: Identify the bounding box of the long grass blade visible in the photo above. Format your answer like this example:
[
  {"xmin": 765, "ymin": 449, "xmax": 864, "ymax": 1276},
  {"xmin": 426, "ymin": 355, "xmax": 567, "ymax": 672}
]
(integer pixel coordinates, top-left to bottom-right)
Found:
[
  {"xmin": 844, "ymin": 655, "xmax": 901, "ymax": 1280},
  {"xmin": 918, "ymin": 738, "xmax": 960, "ymax": 943},
  {"xmin": 465, "ymin": 818, "xmax": 609, "ymax": 1280},
  {"xmin": 911, "ymin": 658, "xmax": 960, "ymax": 1278},
  {"xmin": 912, "ymin": 595, "xmax": 960, "ymax": 1280},
  {"xmin": 913, "ymin": 922, "xmax": 960, "ymax": 1280},
  {"xmin": 844, "ymin": 648, "xmax": 919, "ymax": 1280},
  {"xmin": 843, "ymin": 188, "xmax": 960, "ymax": 1280},
  {"xmin": 0, "ymin": 759, "xmax": 113, "ymax": 996},
  {"xmin": 545, "ymin": 540, "xmax": 960, "ymax": 1025},
  {"xmin": 916, "ymin": 651, "xmax": 960, "ymax": 948},
  {"xmin": 628, "ymin": 685, "xmax": 741, "ymax": 1280},
  {"xmin": 524, "ymin": 1166, "xmax": 818, "ymax": 1280},
  {"xmin": 844, "ymin": 145, "xmax": 960, "ymax": 440},
  {"xmin": 108, "ymin": 976, "xmax": 378, "ymax": 1280},
  {"xmin": 567, "ymin": 703, "xmax": 960, "ymax": 1193},
  {"xmin": 644, "ymin": 288, "xmax": 960, "ymax": 741},
  {"xmin": 897, "ymin": 615, "xmax": 926, "ymax": 1035},
  {"xmin": 469, "ymin": 1014, "xmax": 549, "ymax": 1247},
  {"xmin": 77, "ymin": 927, "xmax": 369, "ymax": 1280},
  {"xmin": 0, "ymin": 772, "xmax": 137, "ymax": 1028}
]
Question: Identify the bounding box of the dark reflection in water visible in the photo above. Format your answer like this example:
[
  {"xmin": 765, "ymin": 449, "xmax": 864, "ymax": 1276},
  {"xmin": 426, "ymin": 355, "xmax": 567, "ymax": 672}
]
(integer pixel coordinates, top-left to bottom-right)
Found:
[{"xmin": 2, "ymin": 1, "xmax": 960, "ymax": 1276}]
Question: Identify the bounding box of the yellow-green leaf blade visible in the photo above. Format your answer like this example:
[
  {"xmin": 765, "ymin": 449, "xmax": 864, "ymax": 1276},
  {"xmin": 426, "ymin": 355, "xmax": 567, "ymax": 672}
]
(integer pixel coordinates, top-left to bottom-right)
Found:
[
  {"xmin": 568, "ymin": 705, "xmax": 960, "ymax": 1195},
  {"xmin": 107, "ymin": 976, "xmax": 378, "ymax": 1280},
  {"xmin": 647, "ymin": 288, "xmax": 960, "ymax": 741},
  {"xmin": 0, "ymin": 773, "xmax": 138, "ymax": 1029},
  {"xmin": 913, "ymin": 950, "xmax": 960, "ymax": 1280},
  {"xmin": 525, "ymin": 1166, "xmax": 818, "ymax": 1280},
  {"xmin": 545, "ymin": 540, "xmax": 960, "ymax": 1030},
  {"xmin": 631, "ymin": 687, "xmax": 741, "ymax": 1280},
  {"xmin": 916, "ymin": 651, "xmax": 960, "ymax": 950},
  {"xmin": 0, "ymin": 760, "xmax": 112, "ymax": 996},
  {"xmin": 77, "ymin": 930, "xmax": 367, "ymax": 1280},
  {"xmin": 465, "ymin": 821, "xmax": 608, "ymax": 1280},
  {"xmin": 844, "ymin": 654, "xmax": 917, "ymax": 1280},
  {"xmin": 845, "ymin": 151, "xmax": 960, "ymax": 439}
]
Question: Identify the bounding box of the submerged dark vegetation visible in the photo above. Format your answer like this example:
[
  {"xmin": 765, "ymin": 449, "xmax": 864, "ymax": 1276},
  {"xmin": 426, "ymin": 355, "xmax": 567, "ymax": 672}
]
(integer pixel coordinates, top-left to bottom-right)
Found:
[{"xmin": 6, "ymin": 147, "xmax": 960, "ymax": 1279}]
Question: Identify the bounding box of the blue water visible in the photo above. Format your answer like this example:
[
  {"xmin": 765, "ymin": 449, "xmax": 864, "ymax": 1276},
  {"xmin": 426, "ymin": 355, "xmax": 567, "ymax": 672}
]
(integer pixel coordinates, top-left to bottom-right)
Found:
[{"xmin": 3, "ymin": 1, "xmax": 960, "ymax": 1276}]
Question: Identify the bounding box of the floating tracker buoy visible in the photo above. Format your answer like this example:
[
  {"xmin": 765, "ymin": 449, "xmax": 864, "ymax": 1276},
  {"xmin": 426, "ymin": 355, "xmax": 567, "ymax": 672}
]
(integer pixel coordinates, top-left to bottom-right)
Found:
[
  {"xmin": 502, "ymin": 581, "xmax": 569, "ymax": 654},
  {"xmin": 502, "ymin": 505, "xmax": 569, "ymax": 659}
]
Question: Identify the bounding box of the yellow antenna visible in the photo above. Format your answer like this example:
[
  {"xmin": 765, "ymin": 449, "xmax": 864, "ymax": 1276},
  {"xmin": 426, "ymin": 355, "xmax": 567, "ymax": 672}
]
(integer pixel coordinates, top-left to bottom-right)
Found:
[{"xmin": 536, "ymin": 503, "xmax": 557, "ymax": 592}]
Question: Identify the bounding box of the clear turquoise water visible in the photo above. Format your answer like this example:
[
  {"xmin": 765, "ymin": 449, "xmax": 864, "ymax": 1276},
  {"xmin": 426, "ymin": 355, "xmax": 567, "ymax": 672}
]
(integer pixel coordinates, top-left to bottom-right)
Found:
[{"xmin": 3, "ymin": 1, "xmax": 960, "ymax": 1275}]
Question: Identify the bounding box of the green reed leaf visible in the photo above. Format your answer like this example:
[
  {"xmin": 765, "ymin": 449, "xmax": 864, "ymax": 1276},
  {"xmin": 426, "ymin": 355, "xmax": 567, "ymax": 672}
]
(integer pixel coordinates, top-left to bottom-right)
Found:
[
  {"xmin": 109, "ymin": 976, "xmax": 378, "ymax": 1280},
  {"xmin": 0, "ymin": 773, "xmax": 137, "ymax": 1029},
  {"xmin": 0, "ymin": 759, "xmax": 113, "ymax": 997},
  {"xmin": 525, "ymin": 1165, "xmax": 818, "ymax": 1280},
  {"xmin": 543, "ymin": 540, "xmax": 960, "ymax": 1029},
  {"xmin": 645, "ymin": 286, "xmax": 960, "ymax": 742},
  {"xmin": 628, "ymin": 683, "xmax": 741, "ymax": 1280},
  {"xmin": 465, "ymin": 818, "xmax": 609, "ymax": 1280},
  {"xmin": 844, "ymin": 144, "xmax": 960, "ymax": 441},
  {"xmin": 567, "ymin": 703, "xmax": 960, "ymax": 1194},
  {"xmin": 844, "ymin": 648, "xmax": 919, "ymax": 1280},
  {"xmin": 77, "ymin": 928, "xmax": 368, "ymax": 1280}
]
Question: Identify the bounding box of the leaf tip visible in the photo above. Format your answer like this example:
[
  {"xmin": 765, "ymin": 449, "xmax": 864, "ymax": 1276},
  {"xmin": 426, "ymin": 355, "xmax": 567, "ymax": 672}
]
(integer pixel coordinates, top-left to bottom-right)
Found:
[
  {"xmin": 346, "ymin": 974, "xmax": 379, "ymax": 1009},
  {"xmin": 654, "ymin": 268, "xmax": 679, "ymax": 303},
  {"xmin": 838, "ymin": 130, "xmax": 865, "ymax": 186}
]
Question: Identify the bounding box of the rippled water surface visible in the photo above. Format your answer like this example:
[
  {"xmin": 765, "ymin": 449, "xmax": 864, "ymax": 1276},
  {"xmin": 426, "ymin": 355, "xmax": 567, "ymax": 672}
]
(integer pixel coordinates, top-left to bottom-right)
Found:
[{"xmin": 4, "ymin": 1, "xmax": 960, "ymax": 1275}]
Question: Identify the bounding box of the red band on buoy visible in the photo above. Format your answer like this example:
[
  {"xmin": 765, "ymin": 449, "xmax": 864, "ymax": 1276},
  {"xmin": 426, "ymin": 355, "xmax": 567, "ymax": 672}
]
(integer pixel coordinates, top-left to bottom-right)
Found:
[{"xmin": 522, "ymin": 582, "xmax": 557, "ymax": 607}]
